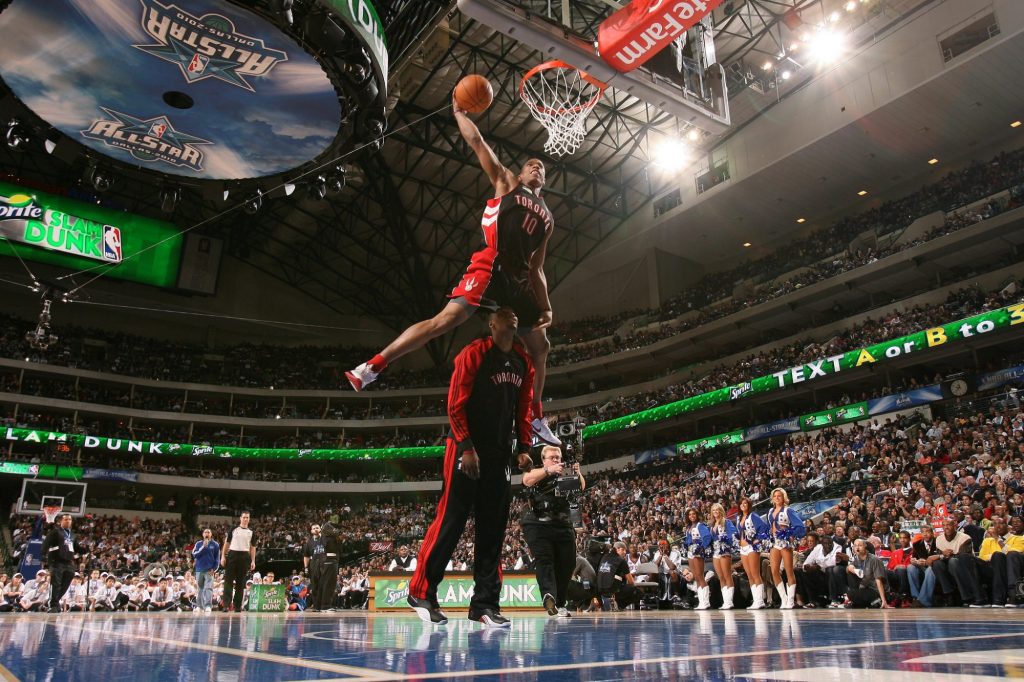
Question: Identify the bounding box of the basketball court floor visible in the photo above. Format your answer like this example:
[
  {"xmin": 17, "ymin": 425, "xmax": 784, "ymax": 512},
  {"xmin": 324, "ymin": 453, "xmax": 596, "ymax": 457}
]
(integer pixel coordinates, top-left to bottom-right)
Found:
[{"xmin": 1, "ymin": 609, "xmax": 1023, "ymax": 681}]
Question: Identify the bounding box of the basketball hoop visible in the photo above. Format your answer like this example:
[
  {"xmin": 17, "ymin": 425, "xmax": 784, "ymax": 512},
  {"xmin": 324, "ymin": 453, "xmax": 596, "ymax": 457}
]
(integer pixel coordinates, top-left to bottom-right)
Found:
[
  {"xmin": 43, "ymin": 505, "xmax": 62, "ymax": 524},
  {"xmin": 520, "ymin": 60, "xmax": 607, "ymax": 157}
]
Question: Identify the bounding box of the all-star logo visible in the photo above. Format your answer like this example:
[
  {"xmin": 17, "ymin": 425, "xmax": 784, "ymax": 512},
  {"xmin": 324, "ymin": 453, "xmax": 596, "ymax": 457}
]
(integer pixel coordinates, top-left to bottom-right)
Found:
[
  {"xmin": 133, "ymin": 0, "xmax": 288, "ymax": 92},
  {"xmin": 81, "ymin": 108, "xmax": 211, "ymax": 171}
]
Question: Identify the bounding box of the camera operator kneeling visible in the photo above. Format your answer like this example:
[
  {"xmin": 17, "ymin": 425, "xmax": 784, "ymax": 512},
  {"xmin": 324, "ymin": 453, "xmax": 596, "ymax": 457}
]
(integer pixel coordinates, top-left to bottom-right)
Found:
[
  {"xmin": 596, "ymin": 542, "xmax": 638, "ymax": 611},
  {"xmin": 522, "ymin": 445, "xmax": 586, "ymax": 618}
]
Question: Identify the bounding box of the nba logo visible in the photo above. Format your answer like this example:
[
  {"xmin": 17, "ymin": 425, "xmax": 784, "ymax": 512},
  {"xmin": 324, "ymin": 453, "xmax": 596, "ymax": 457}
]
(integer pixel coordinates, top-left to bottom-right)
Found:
[
  {"xmin": 103, "ymin": 226, "xmax": 122, "ymax": 262},
  {"xmin": 149, "ymin": 122, "xmax": 167, "ymax": 139},
  {"xmin": 187, "ymin": 53, "xmax": 208, "ymax": 74}
]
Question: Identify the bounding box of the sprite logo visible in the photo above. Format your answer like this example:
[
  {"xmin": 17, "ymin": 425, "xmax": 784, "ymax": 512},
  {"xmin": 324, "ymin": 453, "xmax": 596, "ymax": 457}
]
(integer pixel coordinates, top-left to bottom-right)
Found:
[
  {"xmin": 0, "ymin": 194, "xmax": 43, "ymax": 220},
  {"xmin": 383, "ymin": 580, "xmax": 410, "ymax": 606},
  {"xmin": 0, "ymin": 194, "xmax": 123, "ymax": 264}
]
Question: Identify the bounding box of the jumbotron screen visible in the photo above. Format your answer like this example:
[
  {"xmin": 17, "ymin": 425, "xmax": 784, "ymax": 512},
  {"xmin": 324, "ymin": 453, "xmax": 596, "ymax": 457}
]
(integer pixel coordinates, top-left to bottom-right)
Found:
[{"xmin": 0, "ymin": 180, "xmax": 183, "ymax": 288}]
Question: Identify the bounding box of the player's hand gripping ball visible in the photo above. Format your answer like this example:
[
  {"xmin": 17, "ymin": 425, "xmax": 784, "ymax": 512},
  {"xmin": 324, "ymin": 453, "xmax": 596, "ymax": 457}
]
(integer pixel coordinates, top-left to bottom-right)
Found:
[{"xmin": 454, "ymin": 74, "xmax": 494, "ymax": 114}]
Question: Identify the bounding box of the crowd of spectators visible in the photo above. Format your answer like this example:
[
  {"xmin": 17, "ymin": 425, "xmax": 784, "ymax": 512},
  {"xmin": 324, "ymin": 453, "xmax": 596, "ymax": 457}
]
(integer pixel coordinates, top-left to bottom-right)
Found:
[
  {"xmin": 571, "ymin": 284, "xmax": 1019, "ymax": 425},
  {"xmin": 7, "ymin": 388, "xmax": 1024, "ymax": 613},
  {"xmin": 3, "ymin": 281, "xmax": 1019, "ymax": 455},
  {"xmin": 2, "ymin": 150, "xmax": 1021, "ymax": 403},
  {"xmin": 548, "ymin": 178, "xmax": 1024, "ymax": 367}
]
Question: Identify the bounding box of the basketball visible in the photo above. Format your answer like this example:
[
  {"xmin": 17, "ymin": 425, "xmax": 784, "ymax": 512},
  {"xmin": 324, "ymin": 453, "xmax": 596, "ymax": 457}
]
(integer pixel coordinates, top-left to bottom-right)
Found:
[{"xmin": 454, "ymin": 74, "xmax": 493, "ymax": 113}]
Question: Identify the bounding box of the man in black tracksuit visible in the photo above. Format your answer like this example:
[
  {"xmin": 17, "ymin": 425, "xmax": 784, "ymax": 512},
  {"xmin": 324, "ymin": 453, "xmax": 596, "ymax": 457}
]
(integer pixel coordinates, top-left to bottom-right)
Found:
[
  {"xmin": 302, "ymin": 524, "xmax": 325, "ymax": 610},
  {"xmin": 41, "ymin": 514, "xmax": 87, "ymax": 613},
  {"xmin": 408, "ymin": 307, "xmax": 534, "ymax": 628},
  {"xmin": 318, "ymin": 522, "xmax": 343, "ymax": 610}
]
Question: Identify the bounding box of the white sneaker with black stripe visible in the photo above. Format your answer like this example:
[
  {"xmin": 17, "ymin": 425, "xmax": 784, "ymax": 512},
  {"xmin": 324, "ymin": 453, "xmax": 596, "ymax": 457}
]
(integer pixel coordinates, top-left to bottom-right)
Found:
[
  {"xmin": 532, "ymin": 418, "xmax": 561, "ymax": 446},
  {"xmin": 469, "ymin": 608, "xmax": 511, "ymax": 629}
]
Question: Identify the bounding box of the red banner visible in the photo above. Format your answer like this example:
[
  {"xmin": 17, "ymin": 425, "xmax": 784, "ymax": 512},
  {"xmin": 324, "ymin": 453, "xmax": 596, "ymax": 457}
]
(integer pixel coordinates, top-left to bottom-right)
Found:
[{"xmin": 597, "ymin": 0, "xmax": 723, "ymax": 73}]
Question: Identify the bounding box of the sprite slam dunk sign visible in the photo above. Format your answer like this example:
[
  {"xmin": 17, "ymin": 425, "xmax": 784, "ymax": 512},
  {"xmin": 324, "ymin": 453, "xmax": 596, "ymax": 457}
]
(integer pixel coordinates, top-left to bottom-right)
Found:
[
  {"xmin": 0, "ymin": 181, "xmax": 182, "ymax": 288},
  {"xmin": 0, "ymin": 191, "xmax": 122, "ymax": 263},
  {"xmin": 372, "ymin": 575, "xmax": 541, "ymax": 610}
]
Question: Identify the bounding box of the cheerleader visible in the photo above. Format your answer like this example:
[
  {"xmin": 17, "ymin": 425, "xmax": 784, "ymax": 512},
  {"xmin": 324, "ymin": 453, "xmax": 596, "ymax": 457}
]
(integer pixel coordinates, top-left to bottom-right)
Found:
[
  {"xmin": 683, "ymin": 507, "xmax": 713, "ymax": 610},
  {"xmin": 767, "ymin": 487, "xmax": 806, "ymax": 610},
  {"xmin": 737, "ymin": 497, "xmax": 769, "ymax": 609},
  {"xmin": 709, "ymin": 503, "xmax": 738, "ymax": 609}
]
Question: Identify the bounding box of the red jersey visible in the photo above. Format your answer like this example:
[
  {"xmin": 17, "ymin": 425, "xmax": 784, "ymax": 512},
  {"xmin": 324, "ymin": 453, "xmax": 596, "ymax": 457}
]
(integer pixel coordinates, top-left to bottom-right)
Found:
[
  {"xmin": 447, "ymin": 337, "xmax": 534, "ymax": 458},
  {"xmin": 482, "ymin": 184, "xmax": 553, "ymax": 279}
]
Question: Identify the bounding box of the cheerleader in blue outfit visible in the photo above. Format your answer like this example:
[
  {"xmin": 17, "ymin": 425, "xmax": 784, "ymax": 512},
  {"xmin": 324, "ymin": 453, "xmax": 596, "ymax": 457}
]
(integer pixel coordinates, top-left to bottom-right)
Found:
[
  {"xmin": 709, "ymin": 503, "xmax": 738, "ymax": 609},
  {"xmin": 767, "ymin": 487, "xmax": 806, "ymax": 610},
  {"xmin": 737, "ymin": 497, "xmax": 769, "ymax": 609},
  {"xmin": 683, "ymin": 507, "xmax": 713, "ymax": 610}
]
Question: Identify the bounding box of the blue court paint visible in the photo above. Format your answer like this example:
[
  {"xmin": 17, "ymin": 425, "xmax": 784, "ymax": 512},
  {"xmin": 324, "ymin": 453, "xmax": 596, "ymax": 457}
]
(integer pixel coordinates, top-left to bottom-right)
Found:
[{"xmin": 1, "ymin": 610, "xmax": 1024, "ymax": 681}]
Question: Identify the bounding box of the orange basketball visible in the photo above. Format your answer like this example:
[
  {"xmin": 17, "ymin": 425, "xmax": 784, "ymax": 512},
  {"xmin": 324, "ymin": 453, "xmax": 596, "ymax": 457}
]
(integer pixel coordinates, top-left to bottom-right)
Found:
[{"xmin": 454, "ymin": 74, "xmax": 494, "ymax": 113}]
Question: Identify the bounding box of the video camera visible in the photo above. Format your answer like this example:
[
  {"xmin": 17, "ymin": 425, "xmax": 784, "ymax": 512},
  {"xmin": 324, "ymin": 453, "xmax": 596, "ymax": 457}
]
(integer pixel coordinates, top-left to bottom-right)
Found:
[{"xmin": 529, "ymin": 416, "xmax": 587, "ymax": 528}]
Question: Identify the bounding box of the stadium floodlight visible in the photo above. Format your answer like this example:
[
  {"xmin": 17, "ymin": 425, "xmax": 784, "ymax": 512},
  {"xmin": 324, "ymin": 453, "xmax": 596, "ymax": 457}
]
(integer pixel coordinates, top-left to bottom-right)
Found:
[
  {"xmin": 159, "ymin": 187, "xmax": 180, "ymax": 214},
  {"xmin": 243, "ymin": 190, "xmax": 263, "ymax": 215},
  {"xmin": 269, "ymin": 0, "xmax": 294, "ymax": 26},
  {"xmin": 807, "ymin": 28, "xmax": 846, "ymax": 65},
  {"xmin": 85, "ymin": 163, "xmax": 112, "ymax": 192},
  {"xmin": 309, "ymin": 176, "xmax": 327, "ymax": 200},
  {"xmin": 326, "ymin": 167, "xmax": 346, "ymax": 193},
  {"xmin": 651, "ymin": 136, "xmax": 689, "ymax": 172},
  {"xmin": 5, "ymin": 119, "xmax": 30, "ymax": 151}
]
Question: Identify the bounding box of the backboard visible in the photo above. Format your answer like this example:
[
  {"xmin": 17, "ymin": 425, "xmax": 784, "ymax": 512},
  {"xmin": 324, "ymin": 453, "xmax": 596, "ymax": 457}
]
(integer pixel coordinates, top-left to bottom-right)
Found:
[
  {"xmin": 17, "ymin": 478, "xmax": 87, "ymax": 516},
  {"xmin": 457, "ymin": 0, "xmax": 730, "ymax": 133}
]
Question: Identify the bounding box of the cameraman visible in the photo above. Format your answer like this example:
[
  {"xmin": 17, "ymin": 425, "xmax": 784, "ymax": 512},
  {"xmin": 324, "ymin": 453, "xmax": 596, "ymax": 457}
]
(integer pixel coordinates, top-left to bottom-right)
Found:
[{"xmin": 522, "ymin": 444, "xmax": 586, "ymax": 618}]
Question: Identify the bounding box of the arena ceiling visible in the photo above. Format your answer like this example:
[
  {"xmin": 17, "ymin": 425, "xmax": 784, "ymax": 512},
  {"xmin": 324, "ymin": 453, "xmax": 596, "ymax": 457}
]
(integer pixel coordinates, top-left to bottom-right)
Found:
[{"xmin": 0, "ymin": 0, "xmax": 1013, "ymax": 353}]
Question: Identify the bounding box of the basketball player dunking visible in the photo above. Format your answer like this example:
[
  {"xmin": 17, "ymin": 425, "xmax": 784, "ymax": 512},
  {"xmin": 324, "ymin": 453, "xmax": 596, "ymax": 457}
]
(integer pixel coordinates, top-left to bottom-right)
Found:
[{"xmin": 346, "ymin": 91, "xmax": 561, "ymax": 446}]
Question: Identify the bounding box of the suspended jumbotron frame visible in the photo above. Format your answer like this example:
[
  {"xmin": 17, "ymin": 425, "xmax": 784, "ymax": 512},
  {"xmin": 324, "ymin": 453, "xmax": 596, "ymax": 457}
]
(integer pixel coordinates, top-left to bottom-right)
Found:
[{"xmin": 0, "ymin": 0, "xmax": 390, "ymax": 197}]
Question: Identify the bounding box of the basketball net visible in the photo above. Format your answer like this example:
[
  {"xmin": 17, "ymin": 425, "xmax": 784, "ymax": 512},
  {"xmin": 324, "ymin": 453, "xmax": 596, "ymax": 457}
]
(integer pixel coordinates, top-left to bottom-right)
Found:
[
  {"xmin": 520, "ymin": 61, "xmax": 607, "ymax": 157},
  {"xmin": 43, "ymin": 505, "xmax": 62, "ymax": 524}
]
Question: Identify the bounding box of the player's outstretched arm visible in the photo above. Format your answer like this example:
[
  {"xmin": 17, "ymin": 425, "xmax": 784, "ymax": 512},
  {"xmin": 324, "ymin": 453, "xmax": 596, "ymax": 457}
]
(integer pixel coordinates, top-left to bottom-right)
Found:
[{"xmin": 453, "ymin": 91, "xmax": 516, "ymax": 195}]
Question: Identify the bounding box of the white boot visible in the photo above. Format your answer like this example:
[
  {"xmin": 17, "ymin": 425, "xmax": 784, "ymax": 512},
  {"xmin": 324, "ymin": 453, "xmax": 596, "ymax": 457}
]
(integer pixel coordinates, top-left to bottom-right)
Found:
[
  {"xmin": 695, "ymin": 586, "xmax": 711, "ymax": 610},
  {"xmin": 720, "ymin": 586, "xmax": 734, "ymax": 610},
  {"xmin": 786, "ymin": 582, "xmax": 797, "ymax": 609},
  {"xmin": 776, "ymin": 582, "xmax": 791, "ymax": 609},
  {"xmin": 746, "ymin": 583, "xmax": 764, "ymax": 610}
]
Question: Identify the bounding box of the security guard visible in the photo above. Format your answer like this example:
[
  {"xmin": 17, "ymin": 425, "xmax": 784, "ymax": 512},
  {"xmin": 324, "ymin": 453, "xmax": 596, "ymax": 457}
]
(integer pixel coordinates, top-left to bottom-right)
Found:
[
  {"xmin": 302, "ymin": 524, "xmax": 326, "ymax": 610},
  {"xmin": 317, "ymin": 522, "xmax": 343, "ymax": 611},
  {"xmin": 41, "ymin": 513, "xmax": 87, "ymax": 613},
  {"xmin": 521, "ymin": 444, "xmax": 585, "ymax": 617}
]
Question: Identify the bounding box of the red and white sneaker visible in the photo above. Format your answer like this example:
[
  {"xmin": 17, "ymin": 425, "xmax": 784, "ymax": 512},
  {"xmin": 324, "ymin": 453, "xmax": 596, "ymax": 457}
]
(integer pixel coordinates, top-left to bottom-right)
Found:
[
  {"xmin": 345, "ymin": 363, "xmax": 379, "ymax": 391},
  {"xmin": 532, "ymin": 417, "xmax": 561, "ymax": 446}
]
